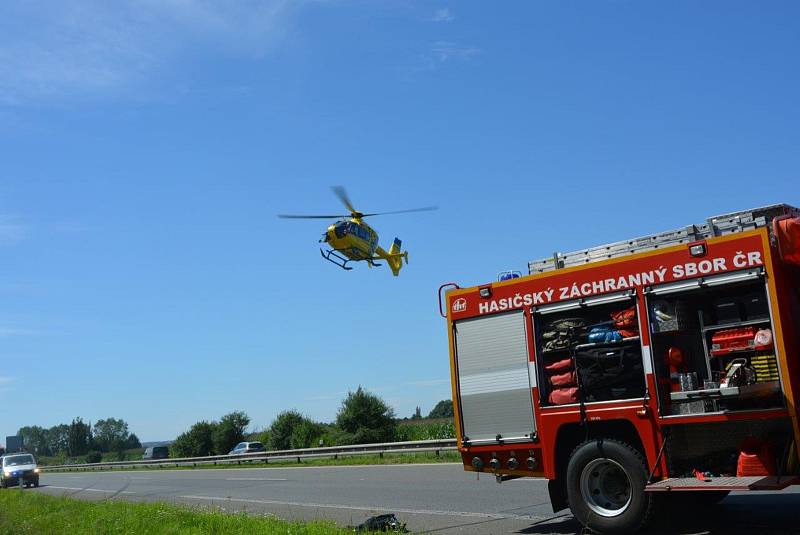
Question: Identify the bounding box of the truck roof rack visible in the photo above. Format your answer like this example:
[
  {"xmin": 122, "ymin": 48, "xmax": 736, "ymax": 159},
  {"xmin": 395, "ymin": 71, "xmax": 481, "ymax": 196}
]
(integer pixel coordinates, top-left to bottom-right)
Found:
[{"xmin": 529, "ymin": 203, "xmax": 800, "ymax": 275}]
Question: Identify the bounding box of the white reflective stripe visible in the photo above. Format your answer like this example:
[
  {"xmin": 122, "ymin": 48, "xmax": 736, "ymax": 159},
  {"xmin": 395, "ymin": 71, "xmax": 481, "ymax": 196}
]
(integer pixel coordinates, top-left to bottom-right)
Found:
[
  {"xmin": 529, "ymin": 361, "xmax": 538, "ymax": 388},
  {"xmin": 645, "ymin": 279, "xmax": 701, "ymax": 295},
  {"xmin": 703, "ymin": 268, "xmax": 763, "ymax": 287},
  {"xmin": 535, "ymin": 290, "xmax": 635, "ymax": 314},
  {"xmin": 641, "ymin": 345, "xmax": 653, "ymax": 375},
  {"xmin": 646, "ymin": 268, "xmax": 764, "ymax": 295},
  {"xmin": 460, "ymin": 368, "xmax": 530, "ymax": 396}
]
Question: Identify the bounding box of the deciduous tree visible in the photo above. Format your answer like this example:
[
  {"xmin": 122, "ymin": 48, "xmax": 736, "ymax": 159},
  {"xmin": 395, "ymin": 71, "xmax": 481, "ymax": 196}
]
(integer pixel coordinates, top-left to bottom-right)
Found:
[
  {"xmin": 336, "ymin": 386, "xmax": 395, "ymax": 444},
  {"xmin": 212, "ymin": 411, "xmax": 250, "ymax": 454},
  {"xmin": 427, "ymin": 400, "xmax": 454, "ymax": 419}
]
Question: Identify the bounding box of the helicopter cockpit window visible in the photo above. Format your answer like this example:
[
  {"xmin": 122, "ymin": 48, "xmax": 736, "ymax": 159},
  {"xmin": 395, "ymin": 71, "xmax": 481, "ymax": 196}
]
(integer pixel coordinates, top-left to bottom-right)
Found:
[{"xmin": 334, "ymin": 223, "xmax": 348, "ymax": 239}]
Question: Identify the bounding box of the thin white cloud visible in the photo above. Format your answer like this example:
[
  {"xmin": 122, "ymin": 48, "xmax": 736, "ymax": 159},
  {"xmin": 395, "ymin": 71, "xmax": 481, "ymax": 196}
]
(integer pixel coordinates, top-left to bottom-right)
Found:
[
  {"xmin": 430, "ymin": 8, "xmax": 454, "ymax": 23},
  {"xmin": 0, "ymin": 376, "xmax": 12, "ymax": 385},
  {"xmin": 0, "ymin": 216, "xmax": 26, "ymax": 244},
  {"xmin": 431, "ymin": 41, "xmax": 481, "ymax": 63},
  {"xmin": 0, "ymin": 0, "xmax": 295, "ymax": 104}
]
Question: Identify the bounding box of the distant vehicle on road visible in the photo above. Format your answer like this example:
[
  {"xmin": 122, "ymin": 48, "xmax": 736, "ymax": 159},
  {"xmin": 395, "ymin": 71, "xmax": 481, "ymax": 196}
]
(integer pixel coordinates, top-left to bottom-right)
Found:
[
  {"xmin": 142, "ymin": 446, "xmax": 169, "ymax": 460},
  {"xmin": 229, "ymin": 442, "xmax": 265, "ymax": 455},
  {"xmin": 1, "ymin": 453, "xmax": 39, "ymax": 488}
]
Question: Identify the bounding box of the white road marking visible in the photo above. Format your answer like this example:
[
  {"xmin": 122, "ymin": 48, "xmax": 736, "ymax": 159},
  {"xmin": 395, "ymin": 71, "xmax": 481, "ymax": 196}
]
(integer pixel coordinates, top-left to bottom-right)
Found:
[
  {"xmin": 178, "ymin": 495, "xmax": 544, "ymax": 521},
  {"xmin": 224, "ymin": 478, "xmax": 288, "ymax": 481},
  {"xmin": 45, "ymin": 485, "xmax": 136, "ymax": 495}
]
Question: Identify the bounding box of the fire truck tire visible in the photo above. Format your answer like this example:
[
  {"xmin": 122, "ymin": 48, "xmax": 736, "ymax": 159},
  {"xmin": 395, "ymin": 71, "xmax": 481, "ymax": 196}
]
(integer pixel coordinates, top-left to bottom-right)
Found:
[{"xmin": 566, "ymin": 439, "xmax": 654, "ymax": 535}]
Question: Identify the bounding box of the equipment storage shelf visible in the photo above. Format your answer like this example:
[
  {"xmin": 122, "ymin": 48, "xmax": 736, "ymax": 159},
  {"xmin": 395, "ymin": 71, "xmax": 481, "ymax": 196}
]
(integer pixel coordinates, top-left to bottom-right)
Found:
[
  {"xmin": 701, "ymin": 318, "xmax": 771, "ymax": 333},
  {"xmin": 670, "ymin": 381, "xmax": 780, "ymax": 402},
  {"xmin": 574, "ymin": 337, "xmax": 640, "ymax": 351},
  {"xmin": 533, "ymin": 291, "xmax": 646, "ymax": 407},
  {"xmin": 646, "ymin": 269, "xmax": 784, "ymax": 419}
]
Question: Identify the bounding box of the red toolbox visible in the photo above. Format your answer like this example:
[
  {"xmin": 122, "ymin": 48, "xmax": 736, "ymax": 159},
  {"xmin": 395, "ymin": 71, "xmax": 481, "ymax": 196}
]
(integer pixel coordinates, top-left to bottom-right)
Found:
[{"xmin": 711, "ymin": 327, "xmax": 757, "ymax": 356}]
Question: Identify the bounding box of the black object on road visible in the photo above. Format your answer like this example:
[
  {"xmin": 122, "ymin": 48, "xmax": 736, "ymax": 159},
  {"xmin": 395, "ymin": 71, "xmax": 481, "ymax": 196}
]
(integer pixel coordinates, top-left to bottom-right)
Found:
[{"xmin": 353, "ymin": 514, "xmax": 408, "ymax": 533}]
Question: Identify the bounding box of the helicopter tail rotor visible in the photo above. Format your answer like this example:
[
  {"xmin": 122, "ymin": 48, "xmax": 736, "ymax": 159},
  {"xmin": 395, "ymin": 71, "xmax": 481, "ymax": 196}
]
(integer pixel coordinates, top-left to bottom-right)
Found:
[{"xmin": 385, "ymin": 238, "xmax": 407, "ymax": 277}]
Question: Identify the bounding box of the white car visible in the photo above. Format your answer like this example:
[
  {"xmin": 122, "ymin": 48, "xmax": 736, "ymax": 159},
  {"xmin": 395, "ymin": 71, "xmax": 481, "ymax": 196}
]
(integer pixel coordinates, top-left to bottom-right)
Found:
[
  {"xmin": 228, "ymin": 441, "xmax": 266, "ymax": 455},
  {"xmin": 1, "ymin": 453, "xmax": 40, "ymax": 488}
]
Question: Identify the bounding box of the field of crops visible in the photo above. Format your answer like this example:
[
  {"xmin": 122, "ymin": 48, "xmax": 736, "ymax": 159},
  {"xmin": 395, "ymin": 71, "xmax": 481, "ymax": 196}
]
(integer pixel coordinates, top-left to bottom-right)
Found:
[{"xmin": 394, "ymin": 418, "xmax": 455, "ymax": 441}]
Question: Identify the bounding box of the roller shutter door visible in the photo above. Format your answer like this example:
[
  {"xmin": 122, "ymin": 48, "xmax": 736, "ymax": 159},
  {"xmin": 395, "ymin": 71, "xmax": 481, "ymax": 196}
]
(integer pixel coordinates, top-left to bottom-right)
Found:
[{"xmin": 454, "ymin": 310, "xmax": 536, "ymax": 444}]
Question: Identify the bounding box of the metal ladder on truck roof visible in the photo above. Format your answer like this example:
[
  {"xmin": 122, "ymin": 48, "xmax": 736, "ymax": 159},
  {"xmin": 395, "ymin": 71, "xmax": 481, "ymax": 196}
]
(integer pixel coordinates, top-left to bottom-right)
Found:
[{"xmin": 528, "ymin": 204, "xmax": 800, "ymax": 275}]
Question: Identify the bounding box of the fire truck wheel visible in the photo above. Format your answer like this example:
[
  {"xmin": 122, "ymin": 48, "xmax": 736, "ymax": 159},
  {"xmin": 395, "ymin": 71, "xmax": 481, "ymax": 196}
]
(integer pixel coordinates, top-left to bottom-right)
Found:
[{"xmin": 566, "ymin": 439, "xmax": 654, "ymax": 534}]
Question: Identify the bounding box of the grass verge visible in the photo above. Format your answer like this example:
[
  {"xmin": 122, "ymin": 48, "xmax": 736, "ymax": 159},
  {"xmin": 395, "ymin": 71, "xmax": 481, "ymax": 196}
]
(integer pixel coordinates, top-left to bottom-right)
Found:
[
  {"xmin": 0, "ymin": 490, "xmax": 356, "ymax": 534},
  {"xmin": 45, "ymin": 451, "xmax": 462, "ymax": 473}
]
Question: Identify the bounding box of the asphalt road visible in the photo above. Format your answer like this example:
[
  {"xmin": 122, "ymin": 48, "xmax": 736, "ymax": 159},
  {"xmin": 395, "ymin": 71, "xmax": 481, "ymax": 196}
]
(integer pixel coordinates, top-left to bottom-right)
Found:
[{"xmin": 30, "ymin": 463, "xmax": 800, "ymax": 534}]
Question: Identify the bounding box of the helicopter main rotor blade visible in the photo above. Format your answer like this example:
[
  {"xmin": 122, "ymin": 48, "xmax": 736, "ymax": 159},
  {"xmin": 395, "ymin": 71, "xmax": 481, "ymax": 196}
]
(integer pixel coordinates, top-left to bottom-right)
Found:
[
  {"xmin": 360, "ymin": 206, "xmax": 439, "ymax": 217},
  {"xmin": 332, "ymin": 186, "xmax": 357, "ymax": 214},
  {"xmin": 278, "ymin": 214, "xmax": 349, "ymax": 219}
]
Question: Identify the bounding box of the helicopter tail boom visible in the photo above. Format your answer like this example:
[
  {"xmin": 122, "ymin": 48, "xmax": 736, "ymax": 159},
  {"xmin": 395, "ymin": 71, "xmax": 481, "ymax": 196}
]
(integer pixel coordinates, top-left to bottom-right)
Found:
[{"xmin": 377, "ymin": 238, "xmax": 407, "ymax": 277}]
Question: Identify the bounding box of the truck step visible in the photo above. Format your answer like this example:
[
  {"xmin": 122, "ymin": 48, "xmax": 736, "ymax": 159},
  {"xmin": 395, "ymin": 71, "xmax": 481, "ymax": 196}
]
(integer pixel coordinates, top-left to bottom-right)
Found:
[{"xmin": 645, "ymin": 475, "xmax": 799, "ymax": 492}]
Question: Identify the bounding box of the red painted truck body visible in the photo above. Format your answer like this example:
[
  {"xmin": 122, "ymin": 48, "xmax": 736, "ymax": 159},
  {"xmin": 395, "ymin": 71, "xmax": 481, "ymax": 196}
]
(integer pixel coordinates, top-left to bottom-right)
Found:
[{"xmin": 442, "ymin": 205, "xmax": 800, "ymax": 533}]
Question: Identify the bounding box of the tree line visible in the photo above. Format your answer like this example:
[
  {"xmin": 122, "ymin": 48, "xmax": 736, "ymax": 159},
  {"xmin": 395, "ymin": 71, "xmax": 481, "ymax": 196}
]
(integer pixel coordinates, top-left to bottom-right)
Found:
[
  {"xmin": 11, "ymin": 390, "xmax": 454, "ymax": 461},
  {"xmin": 172, "ymin": 388, "xmax": 454, "ymax": 457},
  {"xmin": 16, "ymin": 417, "xmax": 141, "ymax": 461}
]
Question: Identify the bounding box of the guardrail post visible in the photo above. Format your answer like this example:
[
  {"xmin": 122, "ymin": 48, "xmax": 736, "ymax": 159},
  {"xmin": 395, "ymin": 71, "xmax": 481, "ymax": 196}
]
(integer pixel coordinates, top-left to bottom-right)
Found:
[
  {"xmin": 435, "ymin": 450, "xmax": 440, "ymax": 457},
  {"xmin": 379, "ymin": 452, "xmax": 384, "ymax": 459},
  {"xmin": 297, "ymin": 456, "xmax": 301, "ymax": 464}
]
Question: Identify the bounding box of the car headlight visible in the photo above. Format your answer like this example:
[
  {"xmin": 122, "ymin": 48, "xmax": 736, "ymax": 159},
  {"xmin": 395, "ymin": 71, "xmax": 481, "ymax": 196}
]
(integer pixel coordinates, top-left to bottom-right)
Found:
[
  {"xmin": 3, "ymin": 471, "xmax": 10, "ymax": 477},
  {"xmin": 34, "ymin": 468, "xmax": 40, "ymax": 473}
]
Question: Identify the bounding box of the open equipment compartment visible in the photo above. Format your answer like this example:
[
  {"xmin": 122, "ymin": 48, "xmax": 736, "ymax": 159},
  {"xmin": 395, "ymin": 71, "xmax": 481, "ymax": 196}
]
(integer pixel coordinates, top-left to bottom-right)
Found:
[
  {"xmin": 646, "ymin": 268, "xmax": 785, "ymax": 417},
  {"xmin": 533, "ymin": 291, "xmax": 646, "ymax": 407},
  {"xmin": 662, "ymin": 418, "xmax": 795, "ymax": 479}
]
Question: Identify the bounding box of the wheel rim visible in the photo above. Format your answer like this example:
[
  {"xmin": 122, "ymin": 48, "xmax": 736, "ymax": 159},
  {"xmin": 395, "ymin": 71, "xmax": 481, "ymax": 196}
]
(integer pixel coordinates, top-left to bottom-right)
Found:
[{"xmin": 579, "ymin": 458, "xmax": 633, "ymax": 518}]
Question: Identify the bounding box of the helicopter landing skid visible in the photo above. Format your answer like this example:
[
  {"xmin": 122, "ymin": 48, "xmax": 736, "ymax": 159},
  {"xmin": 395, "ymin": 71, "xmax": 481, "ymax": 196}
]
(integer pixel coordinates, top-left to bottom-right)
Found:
[{"xmin": 320, "ymin": 248, "xmax": 354, "ymax": 270}]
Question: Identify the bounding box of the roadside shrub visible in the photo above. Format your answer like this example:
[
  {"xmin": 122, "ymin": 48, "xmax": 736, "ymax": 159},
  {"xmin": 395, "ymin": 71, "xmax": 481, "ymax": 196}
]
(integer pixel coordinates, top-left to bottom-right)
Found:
[
  {"xmin": 255, "ymin": 430, "xmax": 271, "ymax": 447},
  {"xmin": 336, "ymin": 387, "xmax": 396, "ymax": 444},
  {"xmin": 290, "ymin": 420, "xmax": 325, "ymax": 449},
  {"xmin": 427, "ymin": 400, "xmax": 454, "ymax": 419},
  {"xmin": 268, "ymin": 411, "xmax": 306, "ymax": 450},
  {"xmin": 212, "ymin": 411, "xmax": 250, "ymax": 455},
  {"xmin": 318, "ymin": 427, "xmax": 355, "ymax": 447},
  {"xmin": 85, "ymin": 451, "xmax": 102, "ymax": 464},
  {"xmin": 171, "ymin": 421, "xmax": 216, "ymax": 457}
]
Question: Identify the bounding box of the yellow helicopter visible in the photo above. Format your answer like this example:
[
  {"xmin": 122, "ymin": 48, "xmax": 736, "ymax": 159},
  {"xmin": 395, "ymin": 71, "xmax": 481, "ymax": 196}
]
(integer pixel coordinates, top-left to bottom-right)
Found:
[{"xmin": 279, "ymin": 187, "xmax": 436, "ymax": 276}]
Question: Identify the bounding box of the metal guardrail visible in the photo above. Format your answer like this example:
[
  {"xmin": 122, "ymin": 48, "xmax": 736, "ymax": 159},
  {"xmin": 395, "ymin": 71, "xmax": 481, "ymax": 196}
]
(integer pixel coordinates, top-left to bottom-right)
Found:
[{"xmin": 41, "ymin": 439, "xmax": 458, "ymax": 472}]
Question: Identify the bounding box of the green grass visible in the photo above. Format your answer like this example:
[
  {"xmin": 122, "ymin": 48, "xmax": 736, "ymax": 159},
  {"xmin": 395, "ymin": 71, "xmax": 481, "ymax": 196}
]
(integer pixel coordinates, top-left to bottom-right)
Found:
[
  {"xmin": 0, "ymin": 491, "xmax": 355, "ymax": 534},
  {"xmin": 45, "ymin": 451, "xmax": 461, "ymax": 474}
]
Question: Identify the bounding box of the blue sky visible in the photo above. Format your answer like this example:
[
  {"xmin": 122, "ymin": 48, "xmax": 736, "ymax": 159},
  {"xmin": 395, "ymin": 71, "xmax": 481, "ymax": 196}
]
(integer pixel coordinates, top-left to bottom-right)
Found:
[{"xmin": 1, "ymin": 1, "xmax": 798, "ymax": 442}]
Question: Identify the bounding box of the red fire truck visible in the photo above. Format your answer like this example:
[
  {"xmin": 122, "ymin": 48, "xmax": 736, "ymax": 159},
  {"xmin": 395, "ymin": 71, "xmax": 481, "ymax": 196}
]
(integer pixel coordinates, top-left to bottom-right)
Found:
[{"xmin": 440, "ymin": 204, "xmax": 800, "ymax": 534}]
